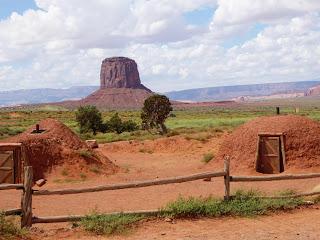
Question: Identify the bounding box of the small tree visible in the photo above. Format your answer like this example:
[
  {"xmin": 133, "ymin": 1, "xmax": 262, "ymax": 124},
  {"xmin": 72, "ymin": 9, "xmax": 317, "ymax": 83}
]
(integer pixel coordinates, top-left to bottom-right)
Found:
[
  {"xmin": 75, "ymin": 105, "xmax": 103, "ymax": 135},
  {"xmin": 141, "ymin": 94, "xmax": 172, "ymax": 134}
]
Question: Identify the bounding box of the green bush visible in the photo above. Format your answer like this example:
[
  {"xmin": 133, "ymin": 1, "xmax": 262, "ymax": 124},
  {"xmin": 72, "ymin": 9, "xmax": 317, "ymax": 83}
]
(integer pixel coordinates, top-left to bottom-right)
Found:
[
  {"xmin": 106, "ymin": 113, "xmax": 139, "ymax": 134},
  {"xmin": 162, "ymin": 190, "xmax": 303, "ymax": 218},
  {"xmin": 202, "ymin": 153, "xmax": 215, "ymax": 163},
  {"xmin": 141, "ymin": 94, "xmax": 172, "ymax": 134},
  {"xmin": 75, "ymin": 106, "xmax": 103, "ymax": 135},
  {"xmin": 81, "ymin": 213, "xmax": 144, "ymax": 235},
  {"xmin": 0, "ymin": 212, "xmax": 27, "ymax": 239}
]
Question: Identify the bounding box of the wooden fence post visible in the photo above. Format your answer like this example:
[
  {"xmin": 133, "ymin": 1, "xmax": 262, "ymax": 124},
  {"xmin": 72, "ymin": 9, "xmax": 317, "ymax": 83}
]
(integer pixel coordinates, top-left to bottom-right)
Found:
[
  {"xmin": 224, "ymin": 156, "xmax": 230, "ymax": 200},
  {"xmin": 21, "ymin": 166, "xmax": 33, "ymax": 228}
]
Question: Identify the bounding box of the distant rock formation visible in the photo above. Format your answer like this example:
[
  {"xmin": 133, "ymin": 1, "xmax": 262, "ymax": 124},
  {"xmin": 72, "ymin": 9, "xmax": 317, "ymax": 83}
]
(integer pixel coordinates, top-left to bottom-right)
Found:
[
  {"xmin": 55, "ymin": 57, "xmax": 153, "ymax": 109},
  {"xmin": 305, "ymin": 85, "xmax": 320, "ymax": 96},
  {"xmin": 100, "ymin": 57, "xmax": 150, "ymax": 91}
]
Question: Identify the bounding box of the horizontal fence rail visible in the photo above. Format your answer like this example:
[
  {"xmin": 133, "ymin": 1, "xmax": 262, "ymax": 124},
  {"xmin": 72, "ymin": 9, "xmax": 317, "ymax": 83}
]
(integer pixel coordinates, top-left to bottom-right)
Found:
[
  {"xmin": 0, "ymin": 183, "xmax": 23, "ymax": 190},
  {"xmin": 2, "ymin": 158, "xmax": 320, "ymax": 228},
  {"xmin": 33, "ymin": 171, "xmax": 226, "ymax": 196},
  {"xmin": 32, "ymin": 209, "xmax": 161, "ymax": 224},
  {"xmin": 3, "ymin": 208, "xmax": 22, "ymax": 216},
  {"xmin": 231, "ymin": 173, "xmax": 320, "ymax": 182}
]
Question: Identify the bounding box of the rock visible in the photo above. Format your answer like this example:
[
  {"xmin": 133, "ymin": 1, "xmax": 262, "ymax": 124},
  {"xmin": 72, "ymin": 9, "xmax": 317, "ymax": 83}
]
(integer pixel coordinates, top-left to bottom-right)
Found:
[
  {"xmin": 86, "ymin": 140, "xmax": 98, "ymax": 149},
  {"xmin": 100, "ymin": 57, "xmax": 150, "ymax": 91},
  {"xmin": 35, "ymin": 179, "xmax": 47, "ymax": 187}
]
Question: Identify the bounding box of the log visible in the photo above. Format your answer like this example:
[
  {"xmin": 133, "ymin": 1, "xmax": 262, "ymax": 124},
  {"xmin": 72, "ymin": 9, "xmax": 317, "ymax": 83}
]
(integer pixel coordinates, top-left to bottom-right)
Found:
[
  {"xmin": 0, "ymin": 184, "xmax": 23, "ymax": 190},
  {"xmin": 260, "ymin": 191, "xmax": 320, "ymax": 199},
  {"xmin": 34, "ymin": 171, "xmax": 226, "ymax": 196},
  {"xmin": 231, "ymin": 173, "xmax": 320, "ymax": 182},
  {"xmin": 224, "ymin": 156, "xmax": 230, "ymax": 200},
  {"xmin": 3, "ymin": 208, "xmax": 22, "ymax": 216},
  {"xmin": 21, "ymin": 166, "xmax": 33, "ymax": 228},
  {"xmin": 32, "ymin": 209, "xmax": 161, "ymax": 224}
]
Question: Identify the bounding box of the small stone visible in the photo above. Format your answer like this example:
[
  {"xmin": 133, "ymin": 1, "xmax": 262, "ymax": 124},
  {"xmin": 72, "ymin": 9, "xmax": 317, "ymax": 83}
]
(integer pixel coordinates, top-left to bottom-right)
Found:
[
  {"xmin": 35, "ymin": 179, "xmax": 47, "ymax": 187},
  {"xmin": 86, "ymin": 140, "xmax": 98, "ymax": 149}
]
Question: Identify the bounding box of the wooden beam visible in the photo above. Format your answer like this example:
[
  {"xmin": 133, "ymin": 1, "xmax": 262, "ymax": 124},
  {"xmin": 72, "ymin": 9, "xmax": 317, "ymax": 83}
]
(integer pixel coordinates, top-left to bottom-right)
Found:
[
  {"xmin": 21, "ymin": 166, "xmax": 33, "ymax": 228},
  {"xmin": 34, "ymin": 171, "xmax": 226, "ymax": 196},
  {"xmin": 224, "ymin": 157, "xmax": 230, "ymax": 200},
  {"xmin": 3, "ymin": 208, "xmax": 22, "ymax": 216},
  {"xmin": 0, "ymin": 143, "xmax": 22, "ymax": 151},
  {"xmin": 231, "ymin": 173, "xmax": 320, "ymax": 182},
  {"xmin": 0, "ymin": 183, "xmax": 23, "ymax": 190},
  {"xmin": 259, "ymin": 191, "xmax": 320, "ymax": 199},
  {"xmin": 32, "ymin": 209, "xmax": 161, "ymax": 224}
]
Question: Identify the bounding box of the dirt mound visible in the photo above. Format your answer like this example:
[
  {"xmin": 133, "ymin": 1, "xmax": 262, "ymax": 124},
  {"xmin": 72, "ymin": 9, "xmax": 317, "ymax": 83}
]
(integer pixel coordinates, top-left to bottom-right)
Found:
[
  {"xmin": 6, "ymin": 118, "xmax": 117, "ymax": 180},
  {"xmin": 216, "ymin": 115, "xmax": 320, "ymax": 173}
]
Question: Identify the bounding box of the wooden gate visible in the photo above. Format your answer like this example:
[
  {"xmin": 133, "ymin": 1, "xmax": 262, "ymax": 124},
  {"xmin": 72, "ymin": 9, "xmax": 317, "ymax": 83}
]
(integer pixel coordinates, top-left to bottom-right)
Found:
[
  {"xmin": 256, "ymin": 133, "xmax": 285, "ymax": 174},
  {"xmin": 0, "ymin": 143, "xmax": 23, "ymax": 184},
  {"xmin": 0, "ymin": 151, "xmax": 14, "ymax": 183}
]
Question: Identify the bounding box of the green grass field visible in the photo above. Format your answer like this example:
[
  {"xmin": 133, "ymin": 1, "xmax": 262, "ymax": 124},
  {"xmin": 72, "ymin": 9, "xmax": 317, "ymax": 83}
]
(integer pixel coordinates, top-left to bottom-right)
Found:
[{"xmin": 1, "ymin": 103, "xmax": 320, "ymax": 142}]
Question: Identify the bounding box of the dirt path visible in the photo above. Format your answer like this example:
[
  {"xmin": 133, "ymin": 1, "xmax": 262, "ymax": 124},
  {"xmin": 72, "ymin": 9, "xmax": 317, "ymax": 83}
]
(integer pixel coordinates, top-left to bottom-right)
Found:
[
  {"xmin": 1, "ymin": 136, "xmax": 320, "ymax": 239},
  {"xmin": 31, "ymin": 206, "xmax": 320, "ymax": 240}
]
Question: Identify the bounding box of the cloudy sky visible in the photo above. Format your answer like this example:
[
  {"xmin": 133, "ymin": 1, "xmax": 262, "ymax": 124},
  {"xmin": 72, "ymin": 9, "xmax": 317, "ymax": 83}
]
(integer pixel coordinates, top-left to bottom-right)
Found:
[{"xmin": 0, "ymin": 0, "xmax": 320, "ymax": 92}]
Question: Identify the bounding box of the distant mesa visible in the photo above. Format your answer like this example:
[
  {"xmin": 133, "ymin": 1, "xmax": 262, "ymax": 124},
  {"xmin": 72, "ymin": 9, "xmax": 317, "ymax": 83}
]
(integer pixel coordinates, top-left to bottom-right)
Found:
[
  {"xmin": 57, "ymin": 56, "xmax": 154, "ymax": 109},
  {"xmin": 100, "ymin": 57, "xmax": 150, "ymax": 91}
]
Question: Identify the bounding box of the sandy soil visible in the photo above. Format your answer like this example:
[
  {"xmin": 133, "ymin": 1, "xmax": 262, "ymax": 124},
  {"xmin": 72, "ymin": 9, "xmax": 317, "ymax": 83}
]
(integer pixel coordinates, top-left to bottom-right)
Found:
[
  {"xmin": 31, "ymin": 206, "xmax": 320, "ymax": 240},
  {"xmin": 1, "ymin": 135, "xmax": 320, "ymax": 239}
]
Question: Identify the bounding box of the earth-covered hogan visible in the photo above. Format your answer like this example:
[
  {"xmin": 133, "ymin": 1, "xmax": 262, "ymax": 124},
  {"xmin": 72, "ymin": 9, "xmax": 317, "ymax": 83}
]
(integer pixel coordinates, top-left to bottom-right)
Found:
[
  {"xmin": 4, "ymin": 118, "xmax": 117, "ymax": 180},
  {"xmin": 216, "ymin": 115, "xmax": 320, "ymax": 173}
]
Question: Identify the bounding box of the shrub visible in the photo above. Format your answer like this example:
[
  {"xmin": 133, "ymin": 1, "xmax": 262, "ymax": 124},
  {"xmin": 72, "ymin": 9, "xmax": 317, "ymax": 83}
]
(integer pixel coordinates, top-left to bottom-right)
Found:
[
  {"xmin": 106, "ymin": 113, "xmax": 139, "ymax": 134},
  {"xmin": 0, "ymin": 212, "xmax": 27, "ymax": 239},
  {"xmin": 202, "ymin": 153, "xmax": 214, "ymax": 163},
  {"xmin": 78, "ymin": 149, "xmax": 93, "ymax": 158},
  {"xmin": 141, "ymin": 94, "xmax": 172, "ymax": 134},
  {"xmin": 81, "ymin": 213, "xmax": 144, "ymax": 235},
  {"xmin": 162, "ymin": 190, "xmax": 304, "ymax": 218},
  {"xmin": 75, "ymin": 106, "xmax": 103, "ymax": 135}
]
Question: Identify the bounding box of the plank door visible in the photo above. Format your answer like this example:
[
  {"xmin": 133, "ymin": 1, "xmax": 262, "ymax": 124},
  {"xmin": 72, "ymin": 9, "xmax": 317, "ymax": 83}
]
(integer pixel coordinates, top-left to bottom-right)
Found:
[
  {"xmin": 257, "ymin": 136, "xmax": 281, "ymax": 174},
  {"xmin": 0, "ymin": 151, "xmax": 14, "ymax": 184}
]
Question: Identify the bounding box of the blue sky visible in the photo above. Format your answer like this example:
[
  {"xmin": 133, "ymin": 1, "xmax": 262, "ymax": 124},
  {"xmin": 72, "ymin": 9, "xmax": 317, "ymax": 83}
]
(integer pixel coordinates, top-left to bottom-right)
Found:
[
  {"xmin": 0, "ymin": 0, "xmax": 38, "ymax": 20},
  {"xmin": 0, "ymin": 1, "xmax": 319, "ymax": 92}
]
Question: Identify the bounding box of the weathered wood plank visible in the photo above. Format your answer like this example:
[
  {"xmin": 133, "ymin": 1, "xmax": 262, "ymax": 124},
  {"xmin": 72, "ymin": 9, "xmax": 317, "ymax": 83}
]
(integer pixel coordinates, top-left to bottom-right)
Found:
[
  {"xmin": 32, "ymin": 209, "xmax": 161, "ymax": 224},
  {"xmin": 259, "ymin": 191, "xmax": 320, "ymax": 199},
  {"xmin": 3, "ymin": 208, "xmax": 22, "ymax": 216},
  {"xmin": 0, "ymin": 183, "xmax": 23, "ymax": 190},
  {"xmin": 224, "ymin": 157, "xmax": 230, "ymax": 200},
  {"xmin": 34, "ymin": 171, "xmax": 226, "ymax": 196},
  {"xmin": 231, "ymin": 173, "xmax": 320, "ymax": 182},
  {"xmin": 21, "ymin": 166, "xmax": 33, "ymax": 228}
]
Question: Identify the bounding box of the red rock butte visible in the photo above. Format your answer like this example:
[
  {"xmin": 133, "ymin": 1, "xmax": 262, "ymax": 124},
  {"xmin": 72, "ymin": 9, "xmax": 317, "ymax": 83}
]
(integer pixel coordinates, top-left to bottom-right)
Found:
[{"xmin": 60, "ymin": 57, "xmax": 153, "ymax": 109}]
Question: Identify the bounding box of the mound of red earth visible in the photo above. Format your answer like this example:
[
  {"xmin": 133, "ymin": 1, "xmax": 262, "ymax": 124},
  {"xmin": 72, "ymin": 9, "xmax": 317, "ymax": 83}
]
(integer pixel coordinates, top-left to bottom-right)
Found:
[
  {"xmin": 216, "ymin": 115, "xmax": 320, "ymax": 173},
  {"xmin": 6, "ymin": 119, "xmax": 117, "ymax": 180}
]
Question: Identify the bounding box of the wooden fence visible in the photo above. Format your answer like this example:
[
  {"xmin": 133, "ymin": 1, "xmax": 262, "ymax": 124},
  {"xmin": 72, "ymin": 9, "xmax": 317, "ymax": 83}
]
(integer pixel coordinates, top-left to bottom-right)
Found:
[{"xmin": 1, "ymin": 158, "xmax": 320, "ymax": 228}]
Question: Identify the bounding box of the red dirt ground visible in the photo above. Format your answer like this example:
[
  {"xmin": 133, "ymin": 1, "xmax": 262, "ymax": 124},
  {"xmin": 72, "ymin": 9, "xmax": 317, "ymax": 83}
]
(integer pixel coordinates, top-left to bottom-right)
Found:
[
  {"xmin": 1, "ymin": 135, "xmax": 320, "ymax": 239},
  {"xmin": 216, "ymin": 115, "xmax": 320, "ymax": 173}
]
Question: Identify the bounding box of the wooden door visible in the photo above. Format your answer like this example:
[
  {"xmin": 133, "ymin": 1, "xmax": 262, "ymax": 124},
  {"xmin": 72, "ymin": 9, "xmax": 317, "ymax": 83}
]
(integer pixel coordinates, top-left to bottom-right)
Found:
[
  {"xmin": 257, "ymin": 136, "xmax": 281, "ymax": 174},
  {"xmin": 0, "ymin": 151, "xmax": 14, "ymax": 184}
]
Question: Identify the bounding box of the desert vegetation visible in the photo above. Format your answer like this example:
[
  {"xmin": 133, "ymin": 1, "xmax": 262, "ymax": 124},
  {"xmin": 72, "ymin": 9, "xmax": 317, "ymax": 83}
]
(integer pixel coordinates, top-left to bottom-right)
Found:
[
  {"xmin": 77, "ymin": 190, "xmax": 307, "ymax": 236},
  {"xmin": 2, "ymin": 104, "xmax": 320, "ymax": 143}
]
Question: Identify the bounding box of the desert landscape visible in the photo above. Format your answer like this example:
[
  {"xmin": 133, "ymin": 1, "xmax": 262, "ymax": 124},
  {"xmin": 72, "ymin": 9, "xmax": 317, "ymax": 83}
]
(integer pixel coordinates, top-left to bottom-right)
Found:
[
  {"xmin": 1, "ymin": 56, "xmax": 320, "ymax": 240},
  {"xmin": 1, "ymin": 1, "xmax": 320, "ymax": 240}
]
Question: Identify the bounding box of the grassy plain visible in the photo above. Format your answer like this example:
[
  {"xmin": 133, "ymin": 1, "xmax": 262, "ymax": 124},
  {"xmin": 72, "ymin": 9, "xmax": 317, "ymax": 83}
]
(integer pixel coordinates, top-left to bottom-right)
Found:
[{"xmin": 1, "ymin": 103, "xmax": 320, "ymax": 142}]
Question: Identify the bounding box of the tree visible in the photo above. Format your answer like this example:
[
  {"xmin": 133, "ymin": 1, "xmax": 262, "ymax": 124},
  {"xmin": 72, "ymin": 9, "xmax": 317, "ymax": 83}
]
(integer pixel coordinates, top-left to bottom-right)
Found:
[
  {"xmin": 107, "ymin": 113, "xmax": 139, "ymax": 134},
  {"xmin": 141, "ymin": 94, "xmax": 172, "ymax": 134},
  {"xmin": 75, "ymin": 105, "xmax": 103, "ymax": 135}
]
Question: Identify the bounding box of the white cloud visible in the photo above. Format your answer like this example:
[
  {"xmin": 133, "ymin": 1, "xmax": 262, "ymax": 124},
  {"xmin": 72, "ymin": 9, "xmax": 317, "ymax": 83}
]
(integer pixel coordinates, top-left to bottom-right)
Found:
[{"xmin": 0, "ymin": 0, "xmax": 319, "ymax": 92}]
